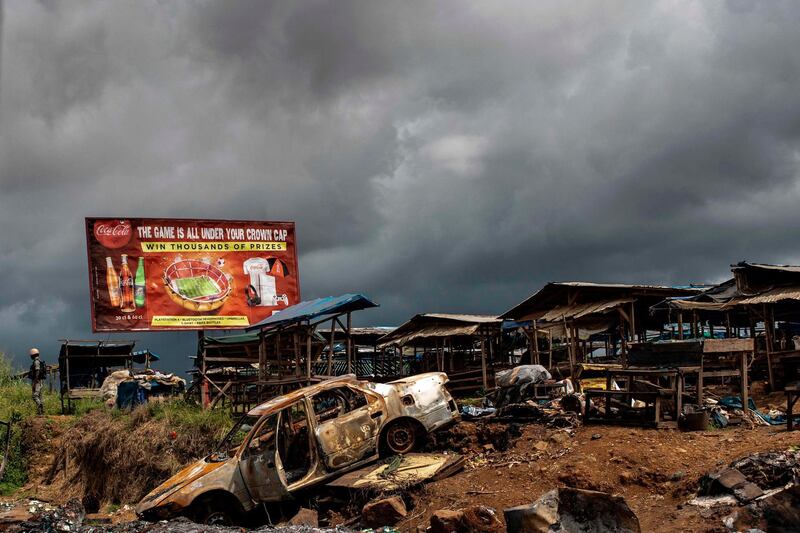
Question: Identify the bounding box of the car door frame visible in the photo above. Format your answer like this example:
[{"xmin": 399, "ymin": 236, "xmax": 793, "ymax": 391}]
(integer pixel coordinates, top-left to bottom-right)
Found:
[
  {"xmin": 312, "ymin": 384, "xmax": 387, "ymax": 471},
  {"xmin": 237, "ymin": 412, "xmax": 290, "ymax": 503}
]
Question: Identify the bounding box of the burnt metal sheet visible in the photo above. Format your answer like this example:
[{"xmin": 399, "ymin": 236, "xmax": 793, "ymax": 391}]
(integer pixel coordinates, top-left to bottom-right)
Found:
[
  {"xmin": 736, "ymin": 287, "xmax": 800, "ymax": 305},
  {"xmin": 664, "ymin": 300, "xmax": 730, "ymax": 311},
  {"xmin": 500, "ymin": 282, "xmax": 702, "ymax": 320},
  {"xmin": 246, "ymin": 294, "xmax": 378, "ymax": 331},
  {"xmin": 377, "ymin": 313, "xmax": 501, "ymax": 347},
  {"xmin": 325, "ymin": 453, "xmax": 464, "ymax": 491},
  {"xmin": 539, "ymin": 298, "xmax": 633, "ymax": 322}
]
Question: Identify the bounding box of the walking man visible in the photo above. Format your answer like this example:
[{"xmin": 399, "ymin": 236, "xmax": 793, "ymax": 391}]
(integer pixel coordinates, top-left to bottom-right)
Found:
[{"xmin": 29, "ymin": 348, "xmax": 46, "ymax": 415}]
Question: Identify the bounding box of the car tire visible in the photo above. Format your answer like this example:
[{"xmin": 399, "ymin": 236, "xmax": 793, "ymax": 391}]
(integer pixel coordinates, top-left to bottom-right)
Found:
[
  {"xmin": 191, "ymin": 495, "xmax": 241, "ymax": 526},
  {"xmin": 384, "ymin": 419, "xmax": 419, "ymax": 455}
]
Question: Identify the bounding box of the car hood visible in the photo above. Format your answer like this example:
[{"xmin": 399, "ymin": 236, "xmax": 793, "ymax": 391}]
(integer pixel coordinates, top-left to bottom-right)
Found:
[{"xmin": 136, "ymin": 457, "xmax": 226, "ymax": 513}]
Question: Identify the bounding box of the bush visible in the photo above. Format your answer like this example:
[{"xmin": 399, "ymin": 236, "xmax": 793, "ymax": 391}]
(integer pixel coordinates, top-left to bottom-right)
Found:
[{"xmin": 50, "ymin": 399, "xmax": 234, "ymax": 505}]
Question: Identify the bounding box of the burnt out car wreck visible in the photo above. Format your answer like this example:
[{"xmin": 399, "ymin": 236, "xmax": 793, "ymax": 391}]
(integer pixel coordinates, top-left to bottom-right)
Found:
[{"xmin": 136, "ymin": 372, "xmax": 459, "ymax": 525}]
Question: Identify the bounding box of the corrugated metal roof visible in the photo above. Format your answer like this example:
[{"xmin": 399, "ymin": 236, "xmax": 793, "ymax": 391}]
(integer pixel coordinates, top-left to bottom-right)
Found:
[
  {"xmin": 735, "ymin": 286, "xmax": 800, "ymax": 305},
  {"xmin": 540, "ymin": 298, "xmax": 633, "ymax": 322},
  {"xmin": 376, "ymin": 313, "xmax": 501, "ymax": 347},
  {"xmin": 246, "ymin": 294, "xmax": 378, "ymax": 331},
  {"xmin": 500, "ymin": 281, "xmax": 701, "ymax": 320},
  {"xmin": 378, "ymin": 323, "xmax": 484, "ymax": 348},
  {"xmin": 318, "ymin": 326, "xmax": 396, "ymax": 336},
  {"xmin": 664, "ymin": 300, "xmax": 730, "ymax": 311},
  {"xmin": 421, "ymin": 313, "xmax": 500, "ymax": 323},
  {"xmin": 554, "ymin": 281, "xmax": 697, "ymax": 290},
  {"xmin": 732, "ymin": 262, "xmax": 800, "ymax": 273}
]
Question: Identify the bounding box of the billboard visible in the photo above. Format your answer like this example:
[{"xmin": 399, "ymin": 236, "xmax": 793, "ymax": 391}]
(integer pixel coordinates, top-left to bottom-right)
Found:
[{"xmin": 85, "ymin": 218, "xmax": 299, "ymax": 331}]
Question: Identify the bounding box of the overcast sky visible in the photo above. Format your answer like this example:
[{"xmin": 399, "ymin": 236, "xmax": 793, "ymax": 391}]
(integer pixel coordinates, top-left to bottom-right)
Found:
[{"xmin": 2, "ymin": 0, "xmax": 800, "ymax": 373}]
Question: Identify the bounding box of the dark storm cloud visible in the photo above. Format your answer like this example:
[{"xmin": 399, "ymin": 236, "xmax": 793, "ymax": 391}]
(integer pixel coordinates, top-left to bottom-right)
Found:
[{"xmin": 2, "ymin": 0, "xmax": 800, "ymax": 372}]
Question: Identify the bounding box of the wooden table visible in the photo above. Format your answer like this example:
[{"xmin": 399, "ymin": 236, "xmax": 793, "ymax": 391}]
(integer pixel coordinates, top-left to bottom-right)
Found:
[{"xmin": 584, "ymin": 367, "xmax": 700, "ymax": 428}]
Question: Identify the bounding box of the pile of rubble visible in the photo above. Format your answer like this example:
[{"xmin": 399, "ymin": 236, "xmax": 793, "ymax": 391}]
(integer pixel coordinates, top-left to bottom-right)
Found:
[
  {"xmin": 688, "ymin": 449, "xmax": 800, "ymax": 531},
  {"xmin": 400, "ymin": 487, "xmax": 640, "ymax": 533},
  {"xmin": 462, "ymin": 365, "xmax": 583, "ymax": 429},
  {"xmin": 0, "ymin": 498, "xmax": 357, "ymax": 533}
]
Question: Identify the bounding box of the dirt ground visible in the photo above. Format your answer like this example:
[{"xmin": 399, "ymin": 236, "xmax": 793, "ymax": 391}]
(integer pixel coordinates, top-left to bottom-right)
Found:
[
  {"xmin": 396, "ymin": 422, "xmax": 800, "ymax": 532},
  {"xmin": 4, "ymin": 388, "xmax": 799, "ymax": 532}
]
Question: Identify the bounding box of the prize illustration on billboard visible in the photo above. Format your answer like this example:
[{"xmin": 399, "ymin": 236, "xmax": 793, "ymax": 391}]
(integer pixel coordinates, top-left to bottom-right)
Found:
[{"xmin": 85, "ymin": 218, "xmax": 299, "ymax": 332}]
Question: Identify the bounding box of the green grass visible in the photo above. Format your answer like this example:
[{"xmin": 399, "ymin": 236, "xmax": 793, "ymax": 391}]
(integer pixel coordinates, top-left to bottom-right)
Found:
[
  {"xmin": 0, "ymin": 351, "xmax": 234, "ymax": 497},
  {"xmin": 0, "ymin": 353, "xmax": 63, "ymax": 494},
  {"xmin": 112, "ymin": 398, "xmax": 234, "ymax": 437}
]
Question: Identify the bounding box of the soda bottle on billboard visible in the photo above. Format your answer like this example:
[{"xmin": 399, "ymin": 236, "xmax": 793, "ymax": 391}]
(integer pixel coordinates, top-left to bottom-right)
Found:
[
  {"xmin": 134, "ymin": 257, "xmax": 146, "ymax": 308},
  {"xmin": 105, "ymin": 257, "xmax": 121, "ymax": 307},
  {"xmin": 119, "ymin": 254, "xmax": 136, "ymax": 313}
]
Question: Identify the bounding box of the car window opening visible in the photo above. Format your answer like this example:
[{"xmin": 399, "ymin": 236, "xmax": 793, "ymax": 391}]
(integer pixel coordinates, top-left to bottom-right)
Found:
[
  {"xmin": 212, "ymin": 414, "xmax": 261, "ymax": 461},
  {"xmin": 312, "ymin": 387, "xmax": 368, "ymax": 423},
  {"xmin": 278, "ymin": 401, "xmax": 312, "ymax": 484}
]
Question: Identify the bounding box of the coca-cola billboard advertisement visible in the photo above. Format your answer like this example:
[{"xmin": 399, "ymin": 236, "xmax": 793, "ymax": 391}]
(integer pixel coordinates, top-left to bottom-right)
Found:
[{"xmin": 85, "ymin": 218, "xmax": 300, "ymax": 331}]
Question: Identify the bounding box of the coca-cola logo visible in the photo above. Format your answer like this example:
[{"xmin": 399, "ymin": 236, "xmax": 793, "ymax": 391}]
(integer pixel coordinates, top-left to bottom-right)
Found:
[{"xmin": 94, "ymin": 219, "xmax": 132, "ymax": 249}]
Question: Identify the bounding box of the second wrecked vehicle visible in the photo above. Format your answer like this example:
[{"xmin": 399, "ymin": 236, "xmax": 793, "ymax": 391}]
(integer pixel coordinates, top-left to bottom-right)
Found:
[{"xmin": 136, "ymin": 372, "xmax": 459, "ymax": 524}]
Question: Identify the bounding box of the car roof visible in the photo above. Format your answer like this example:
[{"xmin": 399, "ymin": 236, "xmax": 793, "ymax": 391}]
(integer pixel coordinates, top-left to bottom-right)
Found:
[{"xmin": 246, "ymin": 374, "xmax": 364, "ymax": 417}]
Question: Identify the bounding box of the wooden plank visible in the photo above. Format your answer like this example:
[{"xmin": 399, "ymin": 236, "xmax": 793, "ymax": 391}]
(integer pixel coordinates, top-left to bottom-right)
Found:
[{"xmin": 703, "ymin": 338, "xmax": 755, "ymax": 353}]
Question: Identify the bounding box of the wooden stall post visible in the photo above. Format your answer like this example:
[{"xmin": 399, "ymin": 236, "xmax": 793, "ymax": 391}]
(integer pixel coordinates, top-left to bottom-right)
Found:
[
  {"xmin": 532, "ymin": 320, "xmax": 540, "ymax": 365},
  {"xmin": 328, "ymin": 318, "xmax": 335, "ymax": 376},
  {"xmin": 275, "ymin": 333, "xmax": 281, "ymax": 379},
  {"xmin": 480, "ymin": 336, "xmax": 488, "ymax": 392},
  {"xmin": 763, "ymin": 304, "xmax": 776, "ymax": 390},
  {"xmin": 293, "ymin": 331, "xmax": 300, "ymax": 377},
  {"xmin": 306, "ymin": 326, "xmax": 312, "ymax": 381},
  {"xmin": 447, "ymin": 338, "xmax": 454, "ymax": 373},
  {"xmin": 678, "ymin": 312, "xmax": 684, "ymax": 340},
  {"xmin": 741, "ymin": 349, "xmax": 749, "ymax": 413},
  {"xmin": 346, "ymin": 312, "xmax": 353, "ymax": 375},
  {"xmin": 258, "ymin": 331, "xmax": 266, "ymax": 381},
  {"xmin": 726, "ymin": 312, "xmax": 732, "ymax": 338}
]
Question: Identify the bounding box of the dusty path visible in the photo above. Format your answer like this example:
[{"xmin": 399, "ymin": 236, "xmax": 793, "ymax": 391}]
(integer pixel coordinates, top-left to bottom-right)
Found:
[{"xmin": 399, "ymin": 423, "xmax": 800, "ymax": 532}]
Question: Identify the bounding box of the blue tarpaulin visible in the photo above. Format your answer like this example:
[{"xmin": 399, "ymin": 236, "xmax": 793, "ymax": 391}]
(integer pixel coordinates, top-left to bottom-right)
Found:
[
  {"xmin": 246, "ymin": 294, "xmax": 378, "ymax": 331},
  {"xmin": 718, "ymin": 396, "xmax": 800, "ymax": 425},
  {"xmin": 116, "ymin": 381, "xmax": 146, "ymax": 409}
]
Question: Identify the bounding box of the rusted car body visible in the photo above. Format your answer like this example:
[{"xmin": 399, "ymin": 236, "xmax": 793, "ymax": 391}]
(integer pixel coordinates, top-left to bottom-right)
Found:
[{"xmin": 136, "ymin": 372, "xmax": 458, "ymax": 524}]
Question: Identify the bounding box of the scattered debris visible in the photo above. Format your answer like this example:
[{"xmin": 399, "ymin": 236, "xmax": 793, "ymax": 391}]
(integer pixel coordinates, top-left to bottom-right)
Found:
[
  {"xmin": 428, "ymin": 421, "xmax": 520, "ymax": 454},
  {"xmin": 286, "ymin": 507, "xmax": 319, "ymax": 527},
  {"xmin": 361, "ymin": 496, "xmax": 407, "ymax": 528},
  {"xmin": 504, "ymin": 487, "xmax": 641, "ymax": 533},
  {"xmin": 327, "ymin": 453, "xmax": 464, "ymax": 492},
  {"xmin": 492, "ymin": 365, "xmax": 553, "ymax": 407},
  {"xmin": 429, "ymin": 505, "xmax": 501, "ymax": 533},
  {"xmin": 691, "ymin": 449, "xmax": 800, "ymax": 530},
  {"xmin": 700, "ymin": 468, "xmax": 763, "ymax": 503}
]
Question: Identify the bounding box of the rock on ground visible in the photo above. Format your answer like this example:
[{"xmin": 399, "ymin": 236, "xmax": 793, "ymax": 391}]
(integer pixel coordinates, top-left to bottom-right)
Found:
[
  {"xmin": 429, "ymin": 505, "xmax": 501, "ymax": 533},
  {"xmin": 504, "ymin": 487, "xmax": 641, "ymax": 533},
  {"xmin": 361, "ymin": 496, "xmax": 407, "ymax": 528}
]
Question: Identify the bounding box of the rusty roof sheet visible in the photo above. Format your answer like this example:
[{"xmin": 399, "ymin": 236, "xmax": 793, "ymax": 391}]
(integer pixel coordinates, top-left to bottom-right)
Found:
[
  {"xmin": 420, "ymin": 313, "xmax": 501, "ymax": 323},
  {"xmin": 501, "ymin": 281, "xmax": 701, "ymax": 320},
  {"xmin": 539, "ymin": 298, "xmax": 634, "ymax": 322},
  {"xmin": 735, "ymin": 286, "xmax": 800, "ymax": 305},
  {"xmin": 732, "ymin": 262, "xmax": 800, "ymax": 273},
  {"xmin": 376, "ymin": 313, "xmax": 501, "ymax": 347},
  {"xmin": 377, "ymin": 323, "xmax": 484, "ymax": 348}
]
